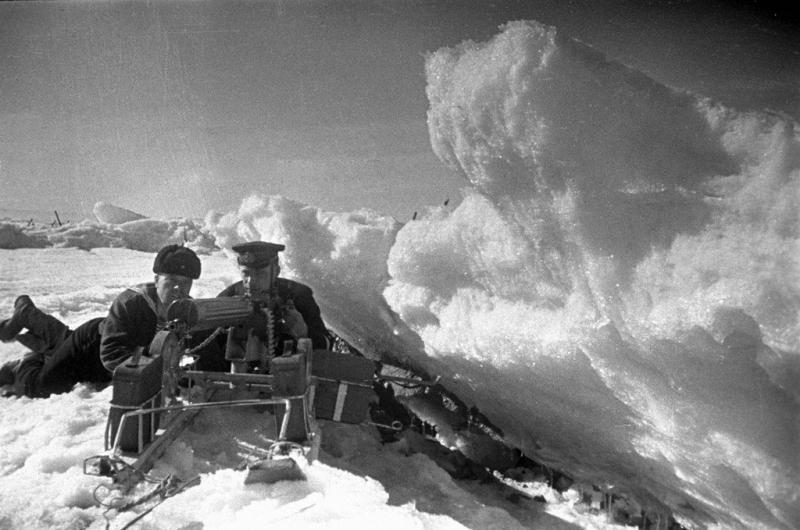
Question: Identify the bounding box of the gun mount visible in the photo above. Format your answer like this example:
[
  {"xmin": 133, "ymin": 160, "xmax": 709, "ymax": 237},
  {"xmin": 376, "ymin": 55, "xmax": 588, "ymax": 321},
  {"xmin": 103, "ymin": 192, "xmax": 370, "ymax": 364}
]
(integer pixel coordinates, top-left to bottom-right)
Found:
[
  {"xmin": 101, "ymin": 295, "xmax": 319, "ymax": 491},
  {"xmin": 96, "ymin": 294, "xmax": 382, "ymax": 493}
]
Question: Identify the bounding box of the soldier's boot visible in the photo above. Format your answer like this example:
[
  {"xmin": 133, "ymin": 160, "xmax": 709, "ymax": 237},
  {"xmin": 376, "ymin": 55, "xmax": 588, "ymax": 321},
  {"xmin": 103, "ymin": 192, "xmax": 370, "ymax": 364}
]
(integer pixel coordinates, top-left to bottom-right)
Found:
[
  {"xmin": 0, "ymin": 296, "xmax": 69, "ymax": 349},
  {"xmin": 0, "ymin": 320, "xmax": 15, "ymax": 342},
  {"xmin": 0, "ymin": 359, "xmax": 19, "ymax": 386},
  {"xmin": 0, "ymin": 296, "xmax": 32, "ymax": 341}
]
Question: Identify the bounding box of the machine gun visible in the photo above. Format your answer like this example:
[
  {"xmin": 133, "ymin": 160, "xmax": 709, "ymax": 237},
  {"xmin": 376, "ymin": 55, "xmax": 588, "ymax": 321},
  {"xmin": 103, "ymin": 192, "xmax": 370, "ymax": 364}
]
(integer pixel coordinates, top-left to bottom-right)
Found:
[
  {"xmin": 169, "ymin": 293, "xmax": 300, "ymax": 371},
  {"xmin": 163, "ymin": 295, "xmax": 282, "ymax": 390},
  {"xmin": 92, "ymin": 294, "xmax": 400, "ymax": 493},
  {"xmin": 98, "ymin": 295, "xmax": 319, "ymax": 490}
]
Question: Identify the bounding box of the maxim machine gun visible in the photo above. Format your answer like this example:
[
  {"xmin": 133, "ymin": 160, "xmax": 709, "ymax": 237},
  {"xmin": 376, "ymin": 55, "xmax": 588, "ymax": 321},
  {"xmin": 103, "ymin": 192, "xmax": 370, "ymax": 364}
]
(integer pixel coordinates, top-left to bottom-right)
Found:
[{"xmin": 88, "ymin": 293, "xmax": 377, "ymax": 491}]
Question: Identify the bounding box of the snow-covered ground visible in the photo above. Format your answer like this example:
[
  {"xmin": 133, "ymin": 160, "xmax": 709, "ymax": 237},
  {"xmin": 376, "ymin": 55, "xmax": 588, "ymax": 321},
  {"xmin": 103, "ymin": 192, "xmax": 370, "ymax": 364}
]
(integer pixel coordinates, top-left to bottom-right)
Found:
[
  {"xmin": 1, "ymin": 18, "xmax": 799, "ymax": 530},
  {"xmin": 0, "ymin": 248, "xmax": 614, "ymax": 530}
]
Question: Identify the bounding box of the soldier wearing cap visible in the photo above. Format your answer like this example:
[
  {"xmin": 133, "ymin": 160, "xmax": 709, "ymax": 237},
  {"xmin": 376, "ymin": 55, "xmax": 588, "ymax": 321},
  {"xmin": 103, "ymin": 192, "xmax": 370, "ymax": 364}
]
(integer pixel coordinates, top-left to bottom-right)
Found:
[
  {"xmin": 99, "ymin": 244, "xmax": 202, "ymax": 372},
  {"xmin": 218, "ymin": 241, "xmax": 329, "ymax": 354},
  {"xmin": 0, "ymin": 244, "xmax": 204, "ymax": 398}
]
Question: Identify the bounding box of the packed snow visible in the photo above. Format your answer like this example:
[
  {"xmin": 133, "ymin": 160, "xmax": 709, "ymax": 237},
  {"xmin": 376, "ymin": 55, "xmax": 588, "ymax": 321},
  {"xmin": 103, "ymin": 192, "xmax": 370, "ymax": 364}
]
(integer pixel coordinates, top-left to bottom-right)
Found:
[{"xmin": 1, "ymin": 19, "xmax": 799, "ymax": 530}]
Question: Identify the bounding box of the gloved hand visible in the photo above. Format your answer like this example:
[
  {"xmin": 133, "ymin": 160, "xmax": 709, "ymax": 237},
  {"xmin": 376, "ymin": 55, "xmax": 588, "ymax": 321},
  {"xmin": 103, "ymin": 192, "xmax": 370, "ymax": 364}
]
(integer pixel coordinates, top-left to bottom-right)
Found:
[{"xmin": 281, "ymin": 300, "xmax": 308, "ymax": 339}]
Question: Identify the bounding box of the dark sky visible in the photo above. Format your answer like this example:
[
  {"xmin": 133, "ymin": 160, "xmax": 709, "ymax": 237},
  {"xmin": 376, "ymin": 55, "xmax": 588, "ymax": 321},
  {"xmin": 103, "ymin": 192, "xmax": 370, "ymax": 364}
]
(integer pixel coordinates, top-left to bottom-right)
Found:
[{"xmin": 0, "ymin": 0, "xmax": 797, "ymax": 220}]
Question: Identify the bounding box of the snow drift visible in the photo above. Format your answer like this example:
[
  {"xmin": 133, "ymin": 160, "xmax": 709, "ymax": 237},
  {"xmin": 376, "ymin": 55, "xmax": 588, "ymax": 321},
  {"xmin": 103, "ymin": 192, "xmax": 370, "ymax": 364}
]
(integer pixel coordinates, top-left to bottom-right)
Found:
[
  {"xmin": 406, "ymin": 21, "xmax": 800, "ymax": 529},
  {"xmin": 207, "ymin": 21, "xmax": 800, "ymax": 529}
]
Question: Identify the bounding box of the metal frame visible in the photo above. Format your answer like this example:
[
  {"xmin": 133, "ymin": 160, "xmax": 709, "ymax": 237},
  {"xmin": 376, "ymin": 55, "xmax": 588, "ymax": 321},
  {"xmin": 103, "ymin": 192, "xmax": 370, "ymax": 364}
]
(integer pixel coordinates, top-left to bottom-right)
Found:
[
  {"xmin": 105, "ymin": 390, "xmax": 163, "ymax": 452},
  {"xmin": 108, "ymin": 395, "xmax": 300, "ymax": 457}
]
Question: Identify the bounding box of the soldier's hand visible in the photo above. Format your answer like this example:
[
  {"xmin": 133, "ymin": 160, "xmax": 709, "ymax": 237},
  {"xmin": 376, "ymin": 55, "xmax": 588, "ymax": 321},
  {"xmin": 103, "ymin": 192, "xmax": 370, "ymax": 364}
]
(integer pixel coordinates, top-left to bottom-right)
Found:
[{"xmin": 282, "ymin": 301, "xmax": 308, "ymax": 339}]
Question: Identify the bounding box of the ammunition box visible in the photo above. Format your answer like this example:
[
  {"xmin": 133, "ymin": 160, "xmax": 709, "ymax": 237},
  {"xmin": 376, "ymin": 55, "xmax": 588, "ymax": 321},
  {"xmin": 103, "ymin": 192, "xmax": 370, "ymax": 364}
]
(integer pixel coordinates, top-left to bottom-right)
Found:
[
  {"xmin": 311, "ymin": 350, "xmax": 375, "ymax": 424},
  {"xmin": 106, "ymin": 355, "xmax": 164, "ymax": 453}
]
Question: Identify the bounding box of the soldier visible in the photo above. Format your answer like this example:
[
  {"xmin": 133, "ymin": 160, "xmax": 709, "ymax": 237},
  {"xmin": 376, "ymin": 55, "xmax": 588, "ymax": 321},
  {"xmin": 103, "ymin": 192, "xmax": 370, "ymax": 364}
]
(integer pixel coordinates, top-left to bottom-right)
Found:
[
  {"xmin": 219, "ymin": 241, "xmax": 329, "ymax": 355},
  {"xmin": 0, "ymin": 244, "xmax": 202, "ymax": 398},
  {"xmin": 0, "ymin": 295, "xmax": 108, "ymax": 398},
  {"xmin": 99, "ymin": 244, "xmax": 201, "ymax": 371}
]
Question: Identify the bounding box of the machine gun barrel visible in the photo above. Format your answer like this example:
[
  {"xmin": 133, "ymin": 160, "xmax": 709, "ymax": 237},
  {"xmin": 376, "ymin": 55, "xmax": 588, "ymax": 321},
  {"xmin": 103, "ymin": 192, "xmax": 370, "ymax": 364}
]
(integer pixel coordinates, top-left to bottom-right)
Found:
[{"xmin": 167, "ymin": 297, "xmax": 255, "ymax": 331}]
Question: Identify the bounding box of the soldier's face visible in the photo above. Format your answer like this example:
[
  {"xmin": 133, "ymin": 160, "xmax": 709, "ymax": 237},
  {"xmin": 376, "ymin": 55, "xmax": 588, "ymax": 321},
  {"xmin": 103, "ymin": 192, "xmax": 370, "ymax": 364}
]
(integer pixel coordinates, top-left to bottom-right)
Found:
[
  {"xmin": 241, "ymin": 261, "xmax": 279, "ymax": 296},
  {"xmin": 155, "ymin": 273, "xmax": 193, "ymax": 308}
]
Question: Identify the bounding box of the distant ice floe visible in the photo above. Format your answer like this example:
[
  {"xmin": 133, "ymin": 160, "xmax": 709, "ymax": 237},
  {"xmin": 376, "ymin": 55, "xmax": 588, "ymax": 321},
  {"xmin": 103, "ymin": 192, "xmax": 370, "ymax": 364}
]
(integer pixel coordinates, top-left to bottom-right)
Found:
[
  {"xmin": 0, "ymin": 201, "xmax": 217, "ymax": 253},
  {"xmin": 92, "ymin": 201, "xmax": 147, "ymax": 224},
  {"xmin": 0, "ymin": 223, "xmax": 49, "ymax": 249}
]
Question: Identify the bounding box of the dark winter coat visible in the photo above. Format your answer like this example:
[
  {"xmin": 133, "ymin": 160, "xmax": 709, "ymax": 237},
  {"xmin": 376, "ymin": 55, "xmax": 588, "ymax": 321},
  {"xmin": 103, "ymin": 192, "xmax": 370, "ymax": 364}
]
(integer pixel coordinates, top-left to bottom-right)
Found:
[
  {"xmin": 99, "ymin": 283, "xmax": 229, "ymax": 373},
  {"xmin": 14, "ymin": 317, "xmax": 110, "ymax": 398},
  {"xmin": 10, "ymin": 284, "xmax": 166, "ymax": 397},
  {"xmin": 99, "ymin": 283, "xmax": 165, "ymax": 373},
  {"xmin": 218, "ymin": 279, "xmax": 329, "ymax": 351}
]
